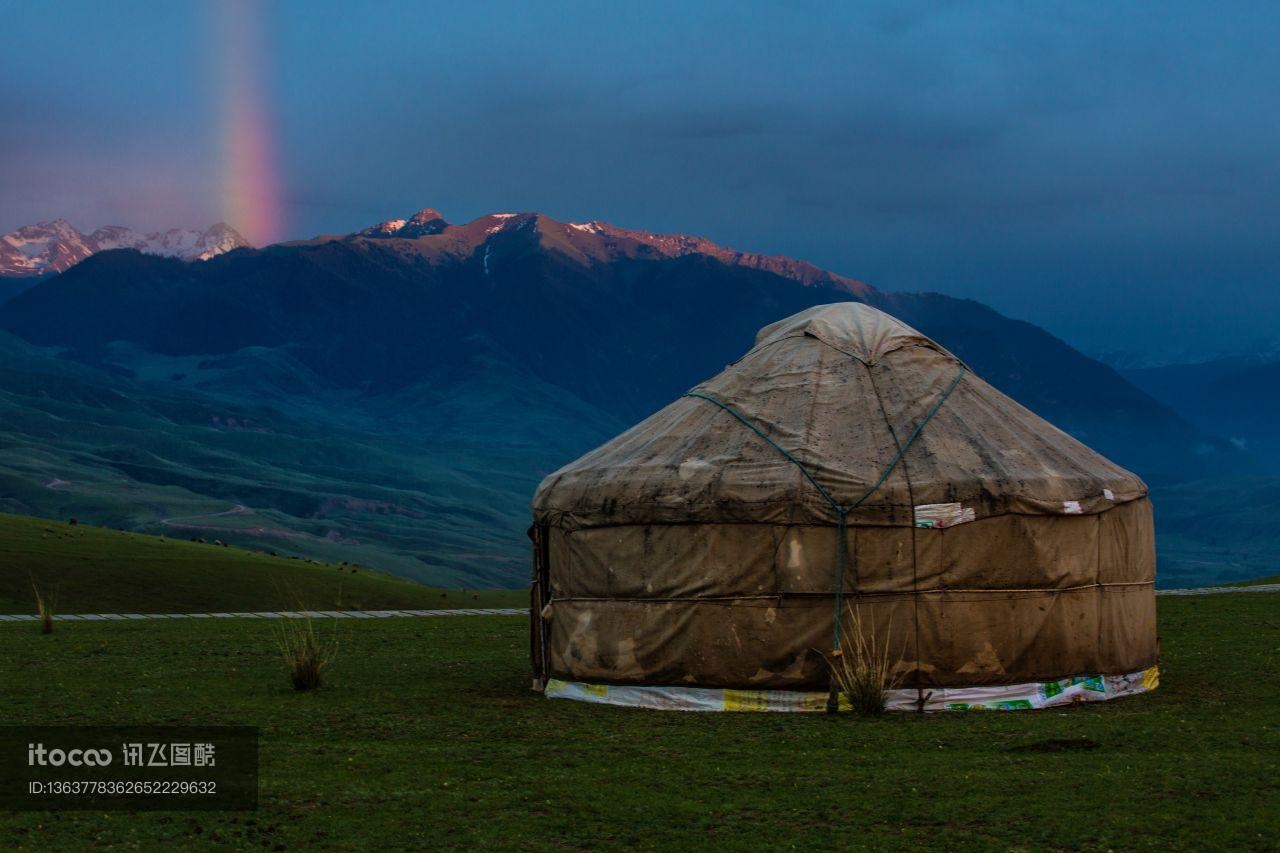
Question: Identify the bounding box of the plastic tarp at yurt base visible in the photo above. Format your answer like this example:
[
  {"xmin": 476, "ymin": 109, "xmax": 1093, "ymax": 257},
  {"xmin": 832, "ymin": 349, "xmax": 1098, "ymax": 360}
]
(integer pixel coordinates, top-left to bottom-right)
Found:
[{"xmin": 530, "ymin": 302, "xmax": 1158, "ymax": 711}]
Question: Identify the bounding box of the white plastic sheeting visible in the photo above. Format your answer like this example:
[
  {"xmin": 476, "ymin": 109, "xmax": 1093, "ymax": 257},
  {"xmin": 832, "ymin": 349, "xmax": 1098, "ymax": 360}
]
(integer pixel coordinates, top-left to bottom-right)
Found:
[{"xmin": 545, "ymin": 666, "xmax": 1159, "ymax": 712}]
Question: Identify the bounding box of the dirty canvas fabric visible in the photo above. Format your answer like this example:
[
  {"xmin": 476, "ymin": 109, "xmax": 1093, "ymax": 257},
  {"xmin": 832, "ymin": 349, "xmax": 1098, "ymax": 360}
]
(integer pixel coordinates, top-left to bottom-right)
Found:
[{"xmin": 530, "ymin": 302, "xmax": 1157, "ymax": 706}]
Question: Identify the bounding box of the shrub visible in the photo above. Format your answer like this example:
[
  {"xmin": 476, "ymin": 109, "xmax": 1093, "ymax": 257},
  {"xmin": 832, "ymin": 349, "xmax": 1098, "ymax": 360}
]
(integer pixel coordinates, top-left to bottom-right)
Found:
[
  {"xmin": 32, "ymin": 582, "xmax": 56, "ymax": 635},
  {"xmin": 825, "ymin": 604, "xmax": 903, "ymax": 715},
  {"xmin": 274, "ymin": 617, "xmax": 337, "ymax": 691}
]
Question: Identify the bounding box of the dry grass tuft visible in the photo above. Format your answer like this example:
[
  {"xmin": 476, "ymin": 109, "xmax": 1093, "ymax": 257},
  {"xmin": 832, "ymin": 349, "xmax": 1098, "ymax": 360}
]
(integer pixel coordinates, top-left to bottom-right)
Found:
[
  {"xmin": 274, "ymin": 616, "xmax": 338, "ymax": 691},
  {"xmin": 32, "ymin": 581, "xmax": 56, "ymax": 635},
  {"xmin": 826, "ymin": 604, "xmax": 903, "ymax": 715}
]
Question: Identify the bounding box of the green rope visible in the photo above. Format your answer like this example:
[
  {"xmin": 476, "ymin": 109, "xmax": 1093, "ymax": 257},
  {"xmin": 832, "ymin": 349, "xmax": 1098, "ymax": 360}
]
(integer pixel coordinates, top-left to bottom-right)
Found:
[
  {"xmin": 842, "ymin": 367, "xmax": 967, "ymax": 516},
  {"xmin": 683, "ymin": 391, "xmax": 839, "ymax": 508},
  {"xmin": 682, "ymin": 365, "xmax": 965, "ymax": 655}
]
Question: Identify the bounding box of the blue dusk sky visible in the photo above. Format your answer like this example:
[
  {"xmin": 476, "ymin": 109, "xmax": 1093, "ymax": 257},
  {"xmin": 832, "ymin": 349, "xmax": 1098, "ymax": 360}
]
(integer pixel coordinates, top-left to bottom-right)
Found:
[{"xmin": 2, "ymin": 1, "xmax": 1277, "ymax": 358}]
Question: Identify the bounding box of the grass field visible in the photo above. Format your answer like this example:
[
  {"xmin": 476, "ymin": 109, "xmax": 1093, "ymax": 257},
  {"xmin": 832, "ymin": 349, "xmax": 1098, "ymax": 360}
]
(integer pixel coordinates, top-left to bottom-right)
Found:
[
  {"xmin": 1, "ymin": 593, "xmax": 1276, "ymax": 849},
  {"xmin": 0, "ymin": 513, "xmax": 524, "ymax": 613}
]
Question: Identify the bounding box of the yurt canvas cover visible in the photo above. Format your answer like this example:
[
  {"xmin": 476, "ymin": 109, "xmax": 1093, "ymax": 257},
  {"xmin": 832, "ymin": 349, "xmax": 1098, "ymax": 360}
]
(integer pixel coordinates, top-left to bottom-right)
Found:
[{"xmin": 530, "ymin": 303, "xmax": 1158, "ymax": 711}]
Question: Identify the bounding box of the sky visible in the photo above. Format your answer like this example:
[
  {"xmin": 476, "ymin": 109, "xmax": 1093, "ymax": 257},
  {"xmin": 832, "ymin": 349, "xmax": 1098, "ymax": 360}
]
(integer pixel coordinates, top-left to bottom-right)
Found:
[{"xmin": 2, "ymin": 1, "xmax": 1277, "ymax": 360}]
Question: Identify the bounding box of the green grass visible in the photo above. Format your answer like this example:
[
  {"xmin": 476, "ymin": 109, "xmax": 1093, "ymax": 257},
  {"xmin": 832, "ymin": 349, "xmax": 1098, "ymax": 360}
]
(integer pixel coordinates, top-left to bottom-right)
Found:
[
  {"xmin": 0, "ymin": 512, "xmax": 523, "ymax": 613},
  {"xmin": 0, "ymin": 594, "xmax": 1276, "ymax": 849}
]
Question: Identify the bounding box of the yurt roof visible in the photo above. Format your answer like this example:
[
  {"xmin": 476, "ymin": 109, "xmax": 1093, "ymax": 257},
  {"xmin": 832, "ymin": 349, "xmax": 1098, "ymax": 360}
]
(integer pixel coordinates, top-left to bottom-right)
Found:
[{"xmin": 533, "ymin": 302, "xmax": 1146, "ymax": 530}]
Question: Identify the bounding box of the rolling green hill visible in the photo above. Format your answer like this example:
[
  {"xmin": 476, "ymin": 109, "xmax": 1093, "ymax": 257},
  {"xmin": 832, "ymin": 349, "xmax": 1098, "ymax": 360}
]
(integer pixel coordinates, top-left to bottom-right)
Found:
[
  {"xmin": 0, "ymin": 330, "xmax": 618, "ymax": 587},
  {"xmin": 0, "ymin": 512, "xmax": 523, "ymax": 613}
]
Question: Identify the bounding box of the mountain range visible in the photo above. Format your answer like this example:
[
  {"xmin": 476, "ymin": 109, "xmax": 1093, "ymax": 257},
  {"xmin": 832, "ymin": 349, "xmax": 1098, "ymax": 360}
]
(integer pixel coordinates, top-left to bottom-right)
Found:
[
  {"xmin": 0, "ymin": 208, "xmax": 1267, "ymax": 586},
  {"xmin": 0, "ymin": 219, "xmax": 248, "ymax": 279},
  {"xmin": 1124, "ymin": 356, "xmax": 1280, "ymax": 470}
]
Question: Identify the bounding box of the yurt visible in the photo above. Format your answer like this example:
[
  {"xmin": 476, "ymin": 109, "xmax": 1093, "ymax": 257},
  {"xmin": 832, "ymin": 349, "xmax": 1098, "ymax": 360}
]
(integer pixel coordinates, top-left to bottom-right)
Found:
[{"xmin": 529, "ymin": 303, "xmax": 1158, "ymax": 712}]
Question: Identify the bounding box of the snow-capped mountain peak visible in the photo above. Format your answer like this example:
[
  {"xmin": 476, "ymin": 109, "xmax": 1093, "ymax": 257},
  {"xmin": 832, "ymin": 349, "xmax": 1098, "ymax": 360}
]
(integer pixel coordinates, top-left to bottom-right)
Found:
[
  {"xmin": 358, "ymin": 209, "xmax": 449, "ymax": 240},
  {"xmin": 0, "ymin": 220, "xmax": 251, "ymax": 278}
]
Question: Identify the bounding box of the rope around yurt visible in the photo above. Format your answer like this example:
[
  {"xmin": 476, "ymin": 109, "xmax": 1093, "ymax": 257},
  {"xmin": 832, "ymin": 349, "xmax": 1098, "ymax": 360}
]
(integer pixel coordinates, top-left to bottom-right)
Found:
[{"xmin": 682, "ymin": 365, "xmax": 965, "ymax": 711}]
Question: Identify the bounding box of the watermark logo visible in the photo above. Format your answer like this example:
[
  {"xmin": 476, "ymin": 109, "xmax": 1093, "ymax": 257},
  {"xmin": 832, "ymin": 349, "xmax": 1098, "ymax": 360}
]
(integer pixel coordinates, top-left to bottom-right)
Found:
[
  {"xmin": 27, "ymin": 744, "xmax": 113, "ymax": 767},
  {"xmin": 3, "ymin": 726, "xmax": 256, "ymax": 811}
]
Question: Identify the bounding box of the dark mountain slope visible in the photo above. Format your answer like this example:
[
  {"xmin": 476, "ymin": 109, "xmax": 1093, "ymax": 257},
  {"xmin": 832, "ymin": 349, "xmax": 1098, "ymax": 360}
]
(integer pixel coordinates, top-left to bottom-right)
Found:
[
  {"xmin": 1148, "ymin": 476, "xmax": 1280, "ymax": 586},
  {"xmin": 0, "ymin": 278, "xmax": 37, "ymax": 307},
  {"xmin": 0, "ymin": 210, "xmax": 1254, "ymax": 585},
  {"xmin": 0, "ymin": 329, "xmax": 622, "ymax": 585},
  {"xmin": 1126, "ymin": 358, "xmax": 1280, "ymax": 471},
  {"xmin": 1, "ymin": 211, "xmax": 1234, "ymax": 484}
]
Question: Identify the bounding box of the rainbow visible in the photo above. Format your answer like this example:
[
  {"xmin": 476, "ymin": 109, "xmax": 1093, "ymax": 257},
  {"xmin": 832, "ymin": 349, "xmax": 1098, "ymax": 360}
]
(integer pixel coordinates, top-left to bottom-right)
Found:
[{"xmin": 217, "ymin": 0, "xmax": 283, "ymax": 246}]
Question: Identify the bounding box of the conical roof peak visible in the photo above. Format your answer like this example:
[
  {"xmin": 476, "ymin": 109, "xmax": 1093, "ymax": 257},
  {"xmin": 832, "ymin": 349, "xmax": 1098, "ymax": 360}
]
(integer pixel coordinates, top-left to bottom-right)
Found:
[{"xmin": 752, "ymin": 302, "xmax": 946, "ymax": 365}]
